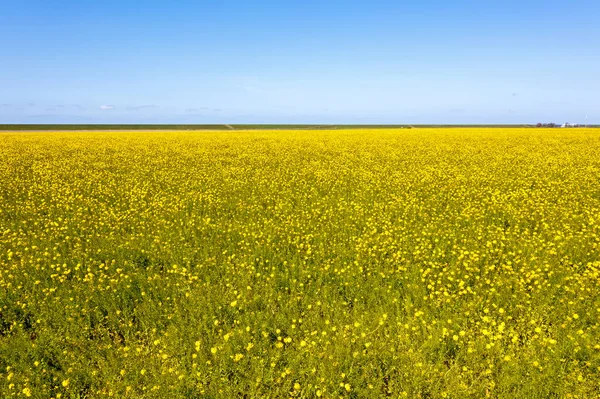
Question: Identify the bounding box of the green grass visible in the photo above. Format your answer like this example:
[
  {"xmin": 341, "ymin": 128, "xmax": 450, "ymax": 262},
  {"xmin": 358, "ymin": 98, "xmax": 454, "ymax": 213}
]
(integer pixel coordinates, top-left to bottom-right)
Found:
[{"xmin": 0, "ymin": 124, "xmax": 542, "ymax": 131}]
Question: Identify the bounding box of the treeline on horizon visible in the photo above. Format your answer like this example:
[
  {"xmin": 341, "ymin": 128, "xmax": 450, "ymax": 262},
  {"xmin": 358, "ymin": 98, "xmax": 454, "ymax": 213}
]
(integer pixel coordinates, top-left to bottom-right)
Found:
[{"xmin": 0, "ymin": 124, "xmax": 550, "ymax": 131}]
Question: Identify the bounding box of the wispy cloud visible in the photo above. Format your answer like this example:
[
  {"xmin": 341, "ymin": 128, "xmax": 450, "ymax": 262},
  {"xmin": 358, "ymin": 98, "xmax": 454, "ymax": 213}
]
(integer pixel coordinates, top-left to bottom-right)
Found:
[
  {"xmin": 34, "ymin": 104, "xmax": 86, "ymax": 112},
  {"xmin": 55, "ymin": 104, "xmax": 85, "ymax": 110},
  {"xmin": 100, "ymin": 104, "xmax": 115, "ymax": 110},
  {"xmin": 127, "ymin": 105, "xmax": 158, "ymax": 111},
  {"xmin": 185, "ymin": 107, "xmax": 222, "ymax": 113}
]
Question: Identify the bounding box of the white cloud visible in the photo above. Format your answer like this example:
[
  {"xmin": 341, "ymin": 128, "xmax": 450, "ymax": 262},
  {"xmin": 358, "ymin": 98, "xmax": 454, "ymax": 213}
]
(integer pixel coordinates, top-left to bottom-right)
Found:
[{"xmin": 100, "ymin": 104, "xmax": 115, "ymax": 110}]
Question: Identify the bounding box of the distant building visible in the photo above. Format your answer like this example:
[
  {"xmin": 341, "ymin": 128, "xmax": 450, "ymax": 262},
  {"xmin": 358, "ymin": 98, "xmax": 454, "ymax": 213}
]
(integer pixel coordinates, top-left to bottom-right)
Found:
[{"xmin": 536, "ymin": 122, "xmax": 583, "ymax": 128}]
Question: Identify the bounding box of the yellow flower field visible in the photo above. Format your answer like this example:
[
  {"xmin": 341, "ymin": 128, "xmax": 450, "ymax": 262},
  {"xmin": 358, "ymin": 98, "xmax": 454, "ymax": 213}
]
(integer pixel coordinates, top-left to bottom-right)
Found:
[{"xmin": 1, "ymin": 128, "xmax": 600, "ymax": 398}]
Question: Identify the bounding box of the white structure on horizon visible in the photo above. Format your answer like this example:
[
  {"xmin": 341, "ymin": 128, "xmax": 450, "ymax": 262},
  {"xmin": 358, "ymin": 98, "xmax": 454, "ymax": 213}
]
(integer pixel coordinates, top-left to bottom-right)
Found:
[{"xmin": 561, "ymin": 123, "xmax": 580, "ymax": 128}]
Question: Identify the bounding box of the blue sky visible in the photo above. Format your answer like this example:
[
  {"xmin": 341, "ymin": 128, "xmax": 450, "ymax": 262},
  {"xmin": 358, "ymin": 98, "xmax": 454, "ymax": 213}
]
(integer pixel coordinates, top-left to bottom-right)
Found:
[{"xmin": 1, "ymin": 0, "xmax": 599, "ymax": 124}]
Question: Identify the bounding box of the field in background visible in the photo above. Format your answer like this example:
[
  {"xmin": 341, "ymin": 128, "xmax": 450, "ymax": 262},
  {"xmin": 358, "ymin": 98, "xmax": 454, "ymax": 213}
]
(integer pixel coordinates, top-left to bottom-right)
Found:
[
  {"xmin": 0, "ymin": 124, "xmax": 540, "ymax": 131},
  {"xmin": 1, "ymin": 128, "xmax": 600, "ymax": 398}
]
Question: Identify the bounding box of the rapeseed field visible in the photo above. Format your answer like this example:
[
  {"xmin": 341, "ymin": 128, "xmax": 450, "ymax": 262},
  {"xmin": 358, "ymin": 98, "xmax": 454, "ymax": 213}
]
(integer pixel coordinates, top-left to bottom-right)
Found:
[{"xmin": 1, "ymin": 128, "xmax": 599, "ymax": 398}]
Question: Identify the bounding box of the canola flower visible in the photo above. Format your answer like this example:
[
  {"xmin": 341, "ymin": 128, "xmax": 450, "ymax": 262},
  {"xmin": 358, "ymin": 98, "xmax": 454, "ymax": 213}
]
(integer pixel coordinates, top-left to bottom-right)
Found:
[{"xmin": 0, "ymin": 128, "xmax": 599, "ymax": 398}]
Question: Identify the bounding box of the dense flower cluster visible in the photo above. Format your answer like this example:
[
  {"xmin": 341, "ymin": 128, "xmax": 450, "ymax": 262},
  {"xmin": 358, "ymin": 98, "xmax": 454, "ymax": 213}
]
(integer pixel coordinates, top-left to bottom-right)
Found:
[{"xmin": 1, "ymin": 128, "xmax": 599, "ymax": 398}]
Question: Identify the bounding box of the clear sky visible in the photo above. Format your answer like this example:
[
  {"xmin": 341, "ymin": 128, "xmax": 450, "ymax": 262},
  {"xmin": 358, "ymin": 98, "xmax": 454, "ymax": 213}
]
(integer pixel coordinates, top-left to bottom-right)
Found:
[{"xmin": 1, "ymin": 0, "xmax": 599, "ymax": 124}]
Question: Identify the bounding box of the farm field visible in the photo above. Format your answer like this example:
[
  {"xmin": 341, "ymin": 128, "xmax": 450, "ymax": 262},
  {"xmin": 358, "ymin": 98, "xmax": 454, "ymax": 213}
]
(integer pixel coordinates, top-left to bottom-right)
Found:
[{"xmin": 1, "ymin": 128, "xmax": 600, "ymax": 398}]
